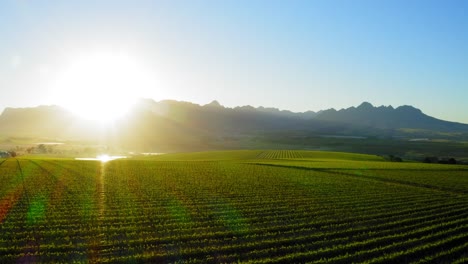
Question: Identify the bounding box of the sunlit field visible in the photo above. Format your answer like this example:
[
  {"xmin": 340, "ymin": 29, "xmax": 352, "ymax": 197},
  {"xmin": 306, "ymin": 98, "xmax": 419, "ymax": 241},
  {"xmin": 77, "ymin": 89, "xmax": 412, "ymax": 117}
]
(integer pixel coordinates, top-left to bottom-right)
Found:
[{"xmin": 1, "ymin": 150, "xmax": 468, "ymax": 263}]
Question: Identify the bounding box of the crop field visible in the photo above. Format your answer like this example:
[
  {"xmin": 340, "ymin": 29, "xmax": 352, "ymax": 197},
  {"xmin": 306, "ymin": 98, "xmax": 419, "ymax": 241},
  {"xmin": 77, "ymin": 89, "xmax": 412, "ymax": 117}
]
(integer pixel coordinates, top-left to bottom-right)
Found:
[{"xmin": 1, "ymin": 150, "xmax": 468, "ymax": 263}]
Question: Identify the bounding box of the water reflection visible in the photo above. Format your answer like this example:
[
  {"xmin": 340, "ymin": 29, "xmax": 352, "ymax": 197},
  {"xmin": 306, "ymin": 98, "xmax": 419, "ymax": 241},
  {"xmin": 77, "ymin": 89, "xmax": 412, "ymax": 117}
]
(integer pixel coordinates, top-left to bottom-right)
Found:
[{"xmin": 75, "ymin": 155, "xmax": 127, "ymax": 162}]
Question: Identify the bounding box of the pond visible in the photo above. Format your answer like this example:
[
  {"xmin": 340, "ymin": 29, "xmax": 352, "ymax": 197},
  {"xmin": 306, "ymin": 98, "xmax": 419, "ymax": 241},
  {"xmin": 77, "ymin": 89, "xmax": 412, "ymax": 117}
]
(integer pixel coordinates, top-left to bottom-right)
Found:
[{"xmin": 75, "ymin": 154, "xmax": 127, "ymax": 162}]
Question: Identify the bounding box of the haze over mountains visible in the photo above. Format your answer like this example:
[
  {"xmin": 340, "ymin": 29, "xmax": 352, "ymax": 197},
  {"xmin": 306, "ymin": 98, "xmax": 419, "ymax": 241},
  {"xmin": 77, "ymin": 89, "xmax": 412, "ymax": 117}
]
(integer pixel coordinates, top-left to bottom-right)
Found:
[{"xmin": 1, "ymin": 99, "xmax": 468, "ymax": 151}]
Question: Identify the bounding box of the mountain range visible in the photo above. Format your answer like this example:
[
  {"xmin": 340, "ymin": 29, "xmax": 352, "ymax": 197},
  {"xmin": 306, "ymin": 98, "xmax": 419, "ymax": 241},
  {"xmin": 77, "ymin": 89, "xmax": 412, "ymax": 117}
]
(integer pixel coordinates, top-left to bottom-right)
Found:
[{"xmin": 1, "ymin": 99, "xmax": 468, "ymax": 152}]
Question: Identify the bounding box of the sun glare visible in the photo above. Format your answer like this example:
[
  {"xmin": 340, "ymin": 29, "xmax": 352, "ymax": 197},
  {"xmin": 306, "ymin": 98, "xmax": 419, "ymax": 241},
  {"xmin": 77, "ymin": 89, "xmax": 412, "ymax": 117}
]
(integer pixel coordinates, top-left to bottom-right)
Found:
[
  {"xmin": 97, "ymin": 154, "xmax": 112, "ymax": 163},
  {"xmin": 52, "ymin": 51, "xmax": 156, "ymax": 123}
]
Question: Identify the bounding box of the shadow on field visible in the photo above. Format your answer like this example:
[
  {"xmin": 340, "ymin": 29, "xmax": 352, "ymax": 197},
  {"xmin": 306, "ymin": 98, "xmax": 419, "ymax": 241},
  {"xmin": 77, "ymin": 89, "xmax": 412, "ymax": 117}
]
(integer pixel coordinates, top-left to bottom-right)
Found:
[{"xmin": 251, "ymin": 163, "xmax": 468, "ymax": 195}]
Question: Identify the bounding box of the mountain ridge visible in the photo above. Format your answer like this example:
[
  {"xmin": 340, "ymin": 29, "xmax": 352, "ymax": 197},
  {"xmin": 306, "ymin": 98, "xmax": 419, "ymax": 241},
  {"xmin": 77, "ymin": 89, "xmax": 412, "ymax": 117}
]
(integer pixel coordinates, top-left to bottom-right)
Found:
[
  {"xmin": 1, "ymin": 99, "xmax": 468, "ymax": 152},
  {"xmin": 3, "ymin": 100, "xmax": 463, "ymax": 125}
]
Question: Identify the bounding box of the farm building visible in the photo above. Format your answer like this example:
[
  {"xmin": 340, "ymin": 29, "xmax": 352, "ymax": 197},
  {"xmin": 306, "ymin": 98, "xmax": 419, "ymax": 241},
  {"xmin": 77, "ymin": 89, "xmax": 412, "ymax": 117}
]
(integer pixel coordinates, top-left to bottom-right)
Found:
[{"xmin": 0, "ymin": 151, "xmax": 10, "ymax": 158}]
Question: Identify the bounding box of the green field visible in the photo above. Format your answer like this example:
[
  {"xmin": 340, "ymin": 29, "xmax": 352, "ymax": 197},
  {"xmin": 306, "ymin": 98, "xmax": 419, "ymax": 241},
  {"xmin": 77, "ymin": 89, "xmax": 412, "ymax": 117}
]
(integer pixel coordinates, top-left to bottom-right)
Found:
[{"xmin": 1, "ymin": 150, "xmax": 468, "ymax": 263}]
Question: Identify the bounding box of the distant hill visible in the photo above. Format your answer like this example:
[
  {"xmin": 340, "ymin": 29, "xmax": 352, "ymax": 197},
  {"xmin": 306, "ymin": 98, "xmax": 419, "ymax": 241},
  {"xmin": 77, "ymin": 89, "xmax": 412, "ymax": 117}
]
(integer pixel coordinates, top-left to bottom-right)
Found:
[
  {"xmin": 1, "ymin": 99, "xmax": 468, "ymax": 151},
  {"xmin": 0, "ymin": 106, "xmax": 76, "ymax": 138},
  {"xmin": 133, "ymin": 99, "xmax": 468, "ymax": 135},
  {"xmin": 134, "ymin": 99, "xmax": 318, "ymax": 135},
  {"xmin": 314, "ymin": 102, "xmax": 468, "ymax": 132}
]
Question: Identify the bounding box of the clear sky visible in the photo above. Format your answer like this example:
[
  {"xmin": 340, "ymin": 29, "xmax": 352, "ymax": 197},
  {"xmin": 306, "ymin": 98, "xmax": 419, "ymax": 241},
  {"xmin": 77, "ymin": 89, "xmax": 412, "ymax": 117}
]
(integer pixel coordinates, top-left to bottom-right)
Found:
[{"xmin": 1, "ymin": 0, "xmax": 467, "ymax": 123}]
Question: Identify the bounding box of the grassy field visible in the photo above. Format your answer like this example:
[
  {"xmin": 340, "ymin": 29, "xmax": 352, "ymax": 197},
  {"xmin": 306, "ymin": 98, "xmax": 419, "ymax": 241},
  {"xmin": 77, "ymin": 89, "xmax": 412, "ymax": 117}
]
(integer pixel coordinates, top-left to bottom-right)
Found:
[{"xmin": 1, "ymin": 150, "xmax": 467, "ymax": 263}]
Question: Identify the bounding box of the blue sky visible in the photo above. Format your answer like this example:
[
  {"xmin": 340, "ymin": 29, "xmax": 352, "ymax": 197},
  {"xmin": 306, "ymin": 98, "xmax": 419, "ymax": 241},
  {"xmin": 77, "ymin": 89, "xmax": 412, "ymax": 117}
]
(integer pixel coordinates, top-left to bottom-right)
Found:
[{"xmin": 0, "ymin": 0, "xmax": 467, "ymax": 122}]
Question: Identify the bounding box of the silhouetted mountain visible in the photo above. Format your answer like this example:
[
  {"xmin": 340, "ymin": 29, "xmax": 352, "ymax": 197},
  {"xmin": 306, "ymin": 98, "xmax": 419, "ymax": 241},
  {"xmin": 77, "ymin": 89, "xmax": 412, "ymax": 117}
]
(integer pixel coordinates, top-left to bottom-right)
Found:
[
  {"xmin": 315, "ymin": 102, "xmax": 468, "ymax": 132},
  {"xmin": 205, "ymin": 100, "xmax": 223, "ymax": 108},
  {"xmin": 1, "ymin": 100, "xmax": 468, "ymax": 151},
  {"xmin": 0, "ymin": 106, "xmax": 77, "ymax": 138},
  {"xmin": 134, "ymin": 99, "xmax": 318, "ymax": 135}
]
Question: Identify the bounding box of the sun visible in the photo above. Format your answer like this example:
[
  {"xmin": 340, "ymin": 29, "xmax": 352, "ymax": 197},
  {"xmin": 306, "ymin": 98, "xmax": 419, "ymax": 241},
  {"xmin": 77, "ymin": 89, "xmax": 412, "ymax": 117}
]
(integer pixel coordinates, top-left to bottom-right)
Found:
[{"xmin": 52, "ymin": 51, "xmax": 156, "ymax": 123}]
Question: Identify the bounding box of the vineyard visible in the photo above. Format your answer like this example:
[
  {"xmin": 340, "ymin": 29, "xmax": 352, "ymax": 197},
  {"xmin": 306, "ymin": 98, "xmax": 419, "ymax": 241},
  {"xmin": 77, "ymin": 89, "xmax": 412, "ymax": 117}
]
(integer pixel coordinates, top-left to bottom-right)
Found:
[{"xmin": 1, "ymin": 150, "xmax": 468, "ymax": 263}]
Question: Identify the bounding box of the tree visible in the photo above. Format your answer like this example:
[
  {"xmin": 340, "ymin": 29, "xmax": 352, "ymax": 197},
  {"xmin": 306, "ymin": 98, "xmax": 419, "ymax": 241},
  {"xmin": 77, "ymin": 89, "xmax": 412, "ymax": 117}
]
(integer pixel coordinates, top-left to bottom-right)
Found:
[
  {"xmin": 448, "ymin": 158, "xmax": 457, "ymax": 164},
  {"xmin": 388, "ymin": 155, "xmax": 403, "ymax": 162},
  {"xmin": 424, "ymin": 156, "xmax": 438, "ymax": 163},
  {"xmin": 37, "ymin": 144, "xmax": 47, "ymax": 153}
]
